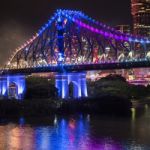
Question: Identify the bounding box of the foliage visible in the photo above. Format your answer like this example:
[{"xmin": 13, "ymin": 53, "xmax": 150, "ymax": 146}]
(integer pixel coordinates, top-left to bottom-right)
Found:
[
  {"xmin": 88, "ymin": 74, "xmax": 150, "ymax": 99},
  {"xmin": 101, "ymin": 74, "xmax": 126, "ymax": 82},
  {"xmin": 25, "ymin": 77, "xmax": 57, "ymax": 99}
]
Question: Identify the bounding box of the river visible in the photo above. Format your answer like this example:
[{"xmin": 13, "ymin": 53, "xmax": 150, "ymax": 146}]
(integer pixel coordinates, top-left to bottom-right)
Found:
[{"xmin": 0, "ymin": 104, "xmax": 150, "ymax": 150}]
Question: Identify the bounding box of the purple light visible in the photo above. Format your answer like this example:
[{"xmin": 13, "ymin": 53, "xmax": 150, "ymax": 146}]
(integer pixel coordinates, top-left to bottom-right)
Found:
[
  {"xmin": 64, "ymin": 10, "xmax": 150, "ymax": 43},
  {"xmin": 90, "ymin": 27, "xmax": 94, "ymax": 32},
  {"xmin": 109, "ymin": 33, "xmax": 113, "ymax": 38},
  {"xmin": 72, "ymin": 18, "xmax": 130, "ymax": 42},
  {"xmin": 105, "ymin": 32, "xmax": 109, "ymax": 37},
  {"xmin": 9, "ymin": 9, "xmax": 150, "ymax": 67}
]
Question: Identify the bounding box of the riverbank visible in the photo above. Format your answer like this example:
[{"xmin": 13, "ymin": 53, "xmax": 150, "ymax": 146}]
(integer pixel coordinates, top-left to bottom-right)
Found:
[
  {"xmin": 1, "ymin": 74, "xmax": 150, "ymax": 117},
  {"xmin": 0, "ymin": 95, "xmax": 132, "ymax": 117}
]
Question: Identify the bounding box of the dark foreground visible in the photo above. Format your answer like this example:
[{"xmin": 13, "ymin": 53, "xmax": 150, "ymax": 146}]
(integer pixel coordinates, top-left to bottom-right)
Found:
[
  {"xmin": 0, "ymin": 105, "xmax": 149, "ymax": 150},
  {"xmin": 0, "ymin": 95, "xmax": 131, "ymax": 117}
]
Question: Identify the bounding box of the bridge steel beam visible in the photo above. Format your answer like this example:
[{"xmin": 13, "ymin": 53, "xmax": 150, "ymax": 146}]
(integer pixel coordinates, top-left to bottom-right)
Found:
[
  {"xmin": 55, "ymin": 72, "xmax": 88, "ymax": 99},
  {"xmin": 57, "ymin": 15, "xmax": 65, "ymax": 62},
  {"xmin": 0, "ymin": 75, "xmax": 26, "ymax": 100}
]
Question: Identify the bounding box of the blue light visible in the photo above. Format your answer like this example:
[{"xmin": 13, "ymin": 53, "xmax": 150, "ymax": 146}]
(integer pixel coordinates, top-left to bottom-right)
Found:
[
  {"xmin": 45, "ymin": 24, "xmax": 49, "ymax": 27},
  {"xmin": 129, "ymin": 38, "xmax": 133, "ymax": 42},
  {"xmin": 55, "ymin": 72, "xmax": 87, "ymax": 99},
  {"xmin": 2, "ymin": 85, "xmax": 7, "ymax": 96},
  {"xmin": 38, "ymin": 30, "xmax": 43, "ymax": 35},
  {"xmin": 0, "ymin": 75, "xmax": 26, "ymax": 100},
  {"xmin": 37, "ymin": 12, "xmax": 59, "ymax": 36},
  {"xmin": 57, "ymin": 9, "xmax": 62, "ymax": 14},
  {"xmin": 19, "ymin": 117, "xmax": 25, "ymax": 126},
  {"xmin": 58, "ymin": 53, "xmax": 64, "ymax": 62},
  {"xmin": 140, "ymin": 39, "xmax": 144, "ymax": 43},
  {"xmin": 42, "ymin": 26, "xmax": 45, "ymax": 30},
  {"xmin": 7, "ymin": 75, "xmax": 26, "ymax": 100},
  {"xmin": 0, "ymin": 76, "xmax": 7, "ymax": 96},
  {"xmin": 57, "ymin": 17, "xmax": 61, "ymax": 22},
  {"xmin": 135, "ymin": 39, "xmax": 139, "ymax": 42},
  {"xmin": 146, "ymin": 40, "xmax": 150, "ymax": 44},
  {"xmin": 51, "ymin": 17, "xmax": 55, "ymax": 20}
]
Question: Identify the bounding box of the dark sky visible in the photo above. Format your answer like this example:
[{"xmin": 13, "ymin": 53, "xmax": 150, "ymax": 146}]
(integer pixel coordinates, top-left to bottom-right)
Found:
[{"xmin": 0, "ymin": 0, "xmax": 131, "ymax": 66}]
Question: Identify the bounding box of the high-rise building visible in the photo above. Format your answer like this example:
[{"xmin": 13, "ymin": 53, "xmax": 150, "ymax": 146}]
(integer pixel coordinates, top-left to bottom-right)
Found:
[
  {"xmin": 131, "ymin": 0, "xmax": 150, "ymax": 36},
  {"xmin": 115, "ymin": 25, "xmax": 131, "ymax": 34}
]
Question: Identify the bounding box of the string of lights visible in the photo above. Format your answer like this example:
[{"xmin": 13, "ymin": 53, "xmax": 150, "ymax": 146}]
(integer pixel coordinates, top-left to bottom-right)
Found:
[{"xmin": 5, "ymin": 9, "xmax": 150, "ymax": 70}]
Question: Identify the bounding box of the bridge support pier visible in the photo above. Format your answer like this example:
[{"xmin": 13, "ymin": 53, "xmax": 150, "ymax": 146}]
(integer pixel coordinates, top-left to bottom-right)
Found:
[
  {"xmin": 55, "ymin": 72, "xmax": 88, "ymax": 99},
  {"xmin": 0, "ymin": 76, "xmax": 7, "ymax": 98},
  {"xmin": 0, "ymin": 75, "xmax": 26, "ymax": 100}
]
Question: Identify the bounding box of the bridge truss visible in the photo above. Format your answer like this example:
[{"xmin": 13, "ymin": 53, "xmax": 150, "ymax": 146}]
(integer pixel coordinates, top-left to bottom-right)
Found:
[{"xmin": 5, "ymin": 9, "xmax": 150, "ymax": 70}]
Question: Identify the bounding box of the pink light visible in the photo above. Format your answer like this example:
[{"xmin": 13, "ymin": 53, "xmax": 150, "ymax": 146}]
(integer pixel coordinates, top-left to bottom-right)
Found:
[
  {"xmin": 99, "ymin": 30, "xmax": 104, "ymax": 35},
  {"xmin": 36, "ymin": 33, "xmax": 39, "ymax": 36},
  {"xmin": 95, "ymin": 29, "xmax": 98, "ymax": 33},
  {"xmin": 30, "ymin": 39, "xmax": 33, "ymax": 42},
  {"xmin": 72, "ymin": 18, "xmax": 149, "ymax": 43},
  {"xmin": 90, "ymin": 27, "xmax": 94, "ymax": 32}
]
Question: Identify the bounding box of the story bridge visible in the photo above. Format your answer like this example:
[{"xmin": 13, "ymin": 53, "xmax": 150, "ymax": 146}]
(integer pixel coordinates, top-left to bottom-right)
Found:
[{"xmin": 0, "ymin": 9, "xmax": 150, "ymax": 99}]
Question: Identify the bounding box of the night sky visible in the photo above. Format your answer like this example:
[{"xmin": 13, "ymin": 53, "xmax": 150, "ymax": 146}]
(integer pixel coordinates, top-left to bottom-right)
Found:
[{"xmin": 0, "ymin": 0, "xmax": 131, "ymax": 66}]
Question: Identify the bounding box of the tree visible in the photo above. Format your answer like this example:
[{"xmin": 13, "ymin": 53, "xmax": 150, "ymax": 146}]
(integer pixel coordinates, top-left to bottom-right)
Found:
[{"xmin": 25, "ymin": 77, "xmax": 57, "ymax": 99}]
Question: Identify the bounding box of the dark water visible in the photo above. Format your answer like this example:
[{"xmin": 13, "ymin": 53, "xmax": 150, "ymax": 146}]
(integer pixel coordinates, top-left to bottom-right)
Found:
[{"xmin": 0, "ymin": 105, "xmax": 150, "ymax": 150}]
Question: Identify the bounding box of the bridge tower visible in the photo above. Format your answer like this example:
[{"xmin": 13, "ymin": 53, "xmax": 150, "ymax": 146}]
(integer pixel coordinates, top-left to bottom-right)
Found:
[
  {"xmin": 55, "ymin": 11, "xmax": 88, "ymax": 99},
  {"xmin": 57, "ymin": 10, "xmax": 65, "ymax": 63}
]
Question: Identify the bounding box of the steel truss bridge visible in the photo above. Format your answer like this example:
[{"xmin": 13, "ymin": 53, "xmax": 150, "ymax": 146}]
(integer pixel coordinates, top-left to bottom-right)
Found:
[{"xmin": 0, "ymin": 9, "xmax": 150, "ymax": 99}]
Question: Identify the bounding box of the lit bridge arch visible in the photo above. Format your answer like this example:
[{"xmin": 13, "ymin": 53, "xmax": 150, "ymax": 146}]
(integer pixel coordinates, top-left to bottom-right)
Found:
[{"xmin": 0, "ymin": 9, "xmax": 150, "ymax": 99}]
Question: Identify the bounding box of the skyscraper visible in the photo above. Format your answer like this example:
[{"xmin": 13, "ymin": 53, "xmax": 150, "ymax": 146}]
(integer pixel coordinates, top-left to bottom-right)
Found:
[
  {"xmin": 115, "ymin": 25, "xmax": 131, "ymax": 34},
  {"xmin": 131, "ymin": 0, "xmax": 150, "ymax": 36}
]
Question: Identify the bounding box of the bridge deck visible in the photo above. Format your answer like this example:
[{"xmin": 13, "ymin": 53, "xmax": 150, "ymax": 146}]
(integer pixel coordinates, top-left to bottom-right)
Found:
[{"xmin": 1, "ymin": 60, "xmax": 150, "ymax": 75}]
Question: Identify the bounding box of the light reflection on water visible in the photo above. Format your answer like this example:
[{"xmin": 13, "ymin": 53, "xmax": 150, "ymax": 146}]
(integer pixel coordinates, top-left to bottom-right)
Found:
[{"xmin": 0, "ymin": 106, "xmax": 150, "ymax": 150}]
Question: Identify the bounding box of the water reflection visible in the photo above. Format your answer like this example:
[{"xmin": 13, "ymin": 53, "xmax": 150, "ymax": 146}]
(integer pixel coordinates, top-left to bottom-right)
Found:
[
  {"xmin": 0, "ymin": 107, "xmax": 150, "ymax": 150},
  {"xmin": 0, "ymin": 124, "xmax": 35, "ymax": 150},
  {"xmin": 131, "ymin": 108, "xmax": 136, "ymax": 121}
]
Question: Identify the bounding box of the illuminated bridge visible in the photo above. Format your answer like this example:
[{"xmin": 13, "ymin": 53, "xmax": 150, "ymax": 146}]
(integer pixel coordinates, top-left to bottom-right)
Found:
[{"xmin": 0, "ymin": 9, "xmax": 150, "ymax": 99}]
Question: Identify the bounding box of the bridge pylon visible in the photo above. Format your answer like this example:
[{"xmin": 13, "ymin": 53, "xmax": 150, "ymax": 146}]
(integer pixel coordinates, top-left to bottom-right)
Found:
[
  {"xmin": 0, "ymin": 75, "xmax": 26, "ymax": 100},
  {"xmin": 55, "ymin": 72, "xmax": 88, "ymax": 99}
]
